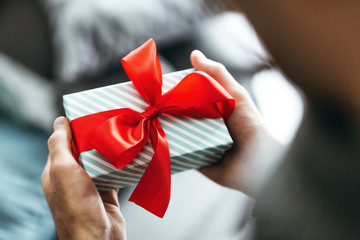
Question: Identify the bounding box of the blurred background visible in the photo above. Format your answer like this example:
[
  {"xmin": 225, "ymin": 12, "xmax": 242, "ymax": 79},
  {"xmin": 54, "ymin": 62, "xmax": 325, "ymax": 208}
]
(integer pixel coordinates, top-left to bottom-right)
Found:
[{"xmin": 0, "ymin": 0, "xmax": 303, "ymax": 239}]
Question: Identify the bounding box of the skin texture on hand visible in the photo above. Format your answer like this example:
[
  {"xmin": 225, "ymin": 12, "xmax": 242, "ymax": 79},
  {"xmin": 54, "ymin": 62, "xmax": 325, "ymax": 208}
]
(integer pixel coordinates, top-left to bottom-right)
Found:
[
  {"xmin": 191, "ymin": 50, "xmax": 281, "ymax": 197},
  {"xmin": 41, "ymin": 117, "xmax": 127, "ymax": 240}
]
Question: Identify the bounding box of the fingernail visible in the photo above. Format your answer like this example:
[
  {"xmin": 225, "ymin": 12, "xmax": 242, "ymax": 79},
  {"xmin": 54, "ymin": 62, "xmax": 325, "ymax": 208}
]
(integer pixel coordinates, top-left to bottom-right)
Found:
[{"xmin": 53, "ymin": 117, "xmax": 65, "ymax": 131}]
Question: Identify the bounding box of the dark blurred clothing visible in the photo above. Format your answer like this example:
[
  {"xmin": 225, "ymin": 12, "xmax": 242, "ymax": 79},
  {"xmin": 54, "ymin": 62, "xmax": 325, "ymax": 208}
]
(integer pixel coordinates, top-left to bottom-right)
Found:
[{"xmin": 255, "ymin": 103, "xmax": 360, "ymax": 239}]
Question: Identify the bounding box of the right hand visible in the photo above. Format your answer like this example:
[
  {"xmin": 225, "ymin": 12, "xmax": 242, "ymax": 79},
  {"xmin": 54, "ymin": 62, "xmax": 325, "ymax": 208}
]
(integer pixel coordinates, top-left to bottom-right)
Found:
[
  {"xmin": 41, "ymin": 117, "xmax": 127, "ymax": 240},
  {"xmin": 191, "ymin": 50, "xmax": 279, "ymax": 196}
]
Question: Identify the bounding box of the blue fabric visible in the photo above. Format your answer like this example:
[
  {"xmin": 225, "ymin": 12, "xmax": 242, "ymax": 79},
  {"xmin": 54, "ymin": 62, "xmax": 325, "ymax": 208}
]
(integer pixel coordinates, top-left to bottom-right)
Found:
[{"xmin": 0, "ymin": 114, "xmax": 56, "ymax": 240}]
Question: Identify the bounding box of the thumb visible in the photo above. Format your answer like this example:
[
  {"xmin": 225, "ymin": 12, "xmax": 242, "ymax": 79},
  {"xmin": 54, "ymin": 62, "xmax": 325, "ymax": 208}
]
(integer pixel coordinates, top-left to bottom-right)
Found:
[
  {"xmin": 48, "ymin": 116, "xmax": 74, "ymax": 164},
  {"xmin": 190, "ymin": 50, "xmax": 247, "ymax": 101}
]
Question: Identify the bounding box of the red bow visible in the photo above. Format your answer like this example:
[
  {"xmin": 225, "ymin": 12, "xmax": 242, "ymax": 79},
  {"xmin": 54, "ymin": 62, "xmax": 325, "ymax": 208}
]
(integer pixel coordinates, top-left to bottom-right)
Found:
[{"xmin": 70, "ymin": 39, "xmax": 235, "ymax": 217}]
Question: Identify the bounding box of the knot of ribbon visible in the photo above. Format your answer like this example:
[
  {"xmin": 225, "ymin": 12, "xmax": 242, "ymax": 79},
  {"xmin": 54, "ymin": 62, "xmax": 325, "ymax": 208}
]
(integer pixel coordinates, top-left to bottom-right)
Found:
[
  {"xmin": 70, "ymin": 39, "xmax": 235, "ymax": 217},
  {"xmin": 142, "ymin": 106, "xmax": 160, "ymax": 119}
]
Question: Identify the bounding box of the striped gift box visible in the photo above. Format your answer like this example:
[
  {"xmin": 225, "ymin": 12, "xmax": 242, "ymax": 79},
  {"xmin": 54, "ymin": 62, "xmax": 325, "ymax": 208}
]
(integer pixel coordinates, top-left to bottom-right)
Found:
[{"xmin": 63, "ymin": 69, "xmax": 233, "ymax": 191}]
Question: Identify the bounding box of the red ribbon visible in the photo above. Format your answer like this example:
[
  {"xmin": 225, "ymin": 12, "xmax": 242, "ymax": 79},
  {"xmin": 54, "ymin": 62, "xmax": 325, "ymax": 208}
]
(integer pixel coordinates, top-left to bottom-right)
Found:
[{"xmin": 70, "ymin": 39, "xmax": 235, "ymax": 217}]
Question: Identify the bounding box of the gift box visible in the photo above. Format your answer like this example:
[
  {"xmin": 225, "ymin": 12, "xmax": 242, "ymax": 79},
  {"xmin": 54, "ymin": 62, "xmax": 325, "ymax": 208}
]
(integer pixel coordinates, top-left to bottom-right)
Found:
[
  {"xmin": 63, "ymin": 39, "xmax": 234, "ymax": 217},
  {"xmin": 64, "ymin": 69, "xmax": 233, "ymax": 187}
]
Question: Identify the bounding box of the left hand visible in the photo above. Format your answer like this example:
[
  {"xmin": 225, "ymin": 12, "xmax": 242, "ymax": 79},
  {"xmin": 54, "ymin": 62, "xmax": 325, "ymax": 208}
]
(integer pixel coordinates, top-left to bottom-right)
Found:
[{"xmin": 41, "ymin": 117, "xmax": 127, "ymax": 240}]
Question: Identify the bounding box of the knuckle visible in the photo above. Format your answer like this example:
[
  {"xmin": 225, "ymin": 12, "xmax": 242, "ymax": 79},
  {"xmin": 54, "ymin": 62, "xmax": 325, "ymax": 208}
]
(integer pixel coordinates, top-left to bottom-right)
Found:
[
  {"xmin": 213, "ymin": 62, "xmax": 227, "ymax": 73},
  {"xmin": 47, "ymin": 130, "xmax": 69, "ymax": 155},
  {"xmin": 47, "ymin": 131, "xmax": 62, "ymax": 148}
]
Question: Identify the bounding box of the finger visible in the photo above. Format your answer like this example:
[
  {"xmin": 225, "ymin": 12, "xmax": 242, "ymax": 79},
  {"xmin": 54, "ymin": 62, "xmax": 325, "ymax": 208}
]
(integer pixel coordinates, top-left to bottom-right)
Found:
[
  {"xmin": 100, "ymin": 189, "xmax": 120, "ymax": 207},
  {"xmin": 100, "ymin": 189, "xmax": 126, "ymax": 231},
  {"xmin": 198, "ymin": 157, "xmax": 243, "ymax": 192},
  {"xmin": 190, "ymin": 50, "xmax": 247, "ymax": 101},
  {"xmin": 47, "ymin": 116, "xmax": 74, "ymax": 164},
  {"xmin": 197, "ymin": 164, "xmax": 224, "ymax": 186}
]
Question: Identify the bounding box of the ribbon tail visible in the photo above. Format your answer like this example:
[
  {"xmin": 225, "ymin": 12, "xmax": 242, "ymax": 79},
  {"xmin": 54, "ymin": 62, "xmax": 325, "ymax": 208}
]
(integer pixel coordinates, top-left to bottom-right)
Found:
[{"xmin": 129, "ymin": 118, "xmax": 171, "ymax": 218}]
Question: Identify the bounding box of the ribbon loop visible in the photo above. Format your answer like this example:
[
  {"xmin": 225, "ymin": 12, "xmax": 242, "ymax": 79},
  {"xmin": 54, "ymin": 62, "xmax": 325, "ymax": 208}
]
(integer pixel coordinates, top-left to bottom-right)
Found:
[{"xmin": 121, "ymin": 39, "xmax": 162, "ymax": 105}]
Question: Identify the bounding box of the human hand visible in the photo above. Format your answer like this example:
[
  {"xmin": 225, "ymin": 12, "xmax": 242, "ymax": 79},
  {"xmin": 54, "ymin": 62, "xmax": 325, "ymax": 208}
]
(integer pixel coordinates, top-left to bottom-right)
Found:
[
  {"xmin": 191, "ymin": 50, "xmax": 280, "ymax": 196},
  {"xmin": 41, "ymin": 117, "xmax": 126, "ymax": 240}
]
